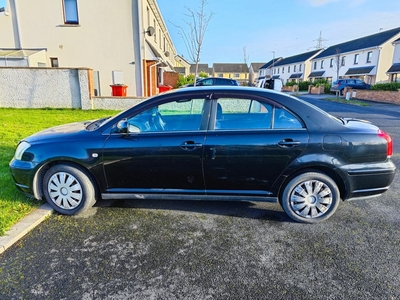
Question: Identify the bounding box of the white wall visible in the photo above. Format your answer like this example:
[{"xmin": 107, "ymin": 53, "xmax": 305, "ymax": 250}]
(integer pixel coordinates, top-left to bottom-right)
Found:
[
  {"xmin": 0, "ymin": 67, "xmax": 88, "ymax": 108},
  {"xmin": 0, "ymin": 67, "xmax": 147, "ymax": 110}
]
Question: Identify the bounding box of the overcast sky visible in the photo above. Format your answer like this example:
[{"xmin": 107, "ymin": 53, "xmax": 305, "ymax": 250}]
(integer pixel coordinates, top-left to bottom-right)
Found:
[{"xmin": 1, "ymin": 0, "xmax": 400, "ymax": 65}]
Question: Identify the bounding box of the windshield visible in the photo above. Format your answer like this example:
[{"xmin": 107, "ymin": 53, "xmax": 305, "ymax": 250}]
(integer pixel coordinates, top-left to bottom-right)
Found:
[{"xmin": 85, "ymin": 116, "xmax": 112, "ymax": 131}]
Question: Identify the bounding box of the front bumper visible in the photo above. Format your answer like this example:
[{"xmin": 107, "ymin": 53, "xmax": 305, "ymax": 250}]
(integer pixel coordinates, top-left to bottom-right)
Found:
[{"xmin": 9, "ymin": 159, "xmax": 38, "ymax": 197}]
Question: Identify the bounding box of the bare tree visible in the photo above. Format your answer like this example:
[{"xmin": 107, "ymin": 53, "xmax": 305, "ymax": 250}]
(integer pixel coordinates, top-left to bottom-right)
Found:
[
  {"xmin": 332, "ymin": 48, "xmax": 343, "ymax": 99},
  {"xmin": 175, "ymin": 0, "xmax": 214, "ymax": 86}
]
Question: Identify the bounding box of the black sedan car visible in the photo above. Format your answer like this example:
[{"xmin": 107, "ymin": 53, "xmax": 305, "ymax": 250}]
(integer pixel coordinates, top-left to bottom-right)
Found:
[
  {"xmin": 9, "ymin": 87, "xmax": 395, "ymax": 223},
  {"xmin": 184, "ymin": 77, "xmax": 239, "ymax": 87}
]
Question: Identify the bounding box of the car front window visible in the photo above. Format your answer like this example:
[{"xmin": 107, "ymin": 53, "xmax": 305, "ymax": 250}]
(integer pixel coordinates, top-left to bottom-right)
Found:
[
  {"xmin": 200, "ymin": 79, "xmax": 213, "ymax": 86},
  {"xmin": 126, "ymin": 98, "xmax": 206, "ymax": 133}
]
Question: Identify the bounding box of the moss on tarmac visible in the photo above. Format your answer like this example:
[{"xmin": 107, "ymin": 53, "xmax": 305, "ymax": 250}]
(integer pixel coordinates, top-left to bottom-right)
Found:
[{"xmin": 0, "ymin": 199, "xmax": 399, "ymax": 299}]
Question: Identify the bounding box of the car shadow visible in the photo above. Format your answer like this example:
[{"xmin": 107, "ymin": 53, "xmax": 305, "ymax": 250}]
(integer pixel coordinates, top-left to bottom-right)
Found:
[{"xmin": 93, "ymin": 199, "xmax": 292, "ymax": 223}]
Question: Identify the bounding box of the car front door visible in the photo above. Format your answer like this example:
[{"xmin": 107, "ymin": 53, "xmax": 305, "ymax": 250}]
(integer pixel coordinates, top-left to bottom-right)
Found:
[
  {"xmin": 203, "ymin": 96, "xmax": 309, "ymax": 196},
  {"xmin": 102, "ymin": 97, "xmax": 210, "ymax": 194},
  {"xmin": 355, "ymin": 79, "xmax": 367, "ymax": 89}
]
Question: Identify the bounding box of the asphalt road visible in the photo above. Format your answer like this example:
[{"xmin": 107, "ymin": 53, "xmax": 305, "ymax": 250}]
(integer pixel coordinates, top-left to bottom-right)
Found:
[{"xmin": 0, "ymin": 95, "xmax": 399, "ymax": 300}]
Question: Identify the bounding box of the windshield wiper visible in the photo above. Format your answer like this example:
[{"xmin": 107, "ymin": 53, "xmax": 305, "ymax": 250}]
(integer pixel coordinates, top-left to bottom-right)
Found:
[{"xmin": 86, "ymin": 116, "xmax": 111, "ymax": 130}]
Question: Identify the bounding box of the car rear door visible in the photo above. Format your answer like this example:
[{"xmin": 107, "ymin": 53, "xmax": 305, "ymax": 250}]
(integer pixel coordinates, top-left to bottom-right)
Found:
[{"xmin": 203, "ymin": 95, "xmax": 309, "ymax": 196}]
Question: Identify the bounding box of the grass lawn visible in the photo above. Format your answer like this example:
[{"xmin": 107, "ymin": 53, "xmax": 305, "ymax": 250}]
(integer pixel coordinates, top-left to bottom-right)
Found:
[
  {"xmin": 320, "ymin": 97, "xmax": 371, "ymax": 106},
  {"xmin": 0, "ymin": 108, "xmax": 120, "ymax": 236}
]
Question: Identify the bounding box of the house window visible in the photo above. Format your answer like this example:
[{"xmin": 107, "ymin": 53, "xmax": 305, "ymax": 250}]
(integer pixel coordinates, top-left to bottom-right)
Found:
[
  {"xmin": 354, "ymin": 54, "xmax": 359, "ymax": 64},
  {"xmin": 234, "ymin": 73, "xmax": 240, "ymax": 78},
  {"xmin": 321, "ymin": 60, "xmax": 324, "ymax": 69},
  {"xmin": 367, "ymin": 51, "xmax": 373, "ymax": 63},
  {"xmin": 299, "ymin": 64, "xmax": 302, "ymax": 72},
  {"xmin": 341, "ymin": 56, "xmax": 346, "ymax": 66},
  {"xmin": 218, "ymin": 73, "xmax": 223, "ymax": 77},
  {"xmin": 63, "ymin": 0, "xmax": 79, "ymax": 24},
  {"xmin": 50, "ymin": 58, "xmax": 59, "ymax": 67},
  {"xmin": 288, "ymin": 66, "xmax": 290, "ymax": 73},
  {"xmin": 330, "ymin": 58, "xmax": 334, "ymax": 68},
  {"xmin": 282, "ymin": 67, "xmax": 284, "ymax": 73},
  {"xmin": 313, "ymin": 61, "xmax": 317, "ymax": 70},
  {"xmin": 294, "ymin": 65, "xmax": 297, "ymax": 72}
]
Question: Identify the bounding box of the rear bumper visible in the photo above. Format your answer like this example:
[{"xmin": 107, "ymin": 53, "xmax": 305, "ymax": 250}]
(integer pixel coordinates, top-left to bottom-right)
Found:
[{"xmin": 342, "ymin": 161, "xmax": 396, "ymax": 200}]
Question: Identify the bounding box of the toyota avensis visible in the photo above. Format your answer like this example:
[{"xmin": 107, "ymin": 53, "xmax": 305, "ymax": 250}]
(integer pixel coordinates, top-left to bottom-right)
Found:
[{"xmin": 9, "ymin": 86, "xmax": 395, "ymax": 223}]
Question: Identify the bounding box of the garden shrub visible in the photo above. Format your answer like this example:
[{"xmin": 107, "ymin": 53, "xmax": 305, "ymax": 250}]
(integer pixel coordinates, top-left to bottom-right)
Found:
[
  {"xmin": 371, "ymin": 82, "xmax": 400, "ymax": 91},
  {"xmin": 176, "ymin": 74, "xmax": 195, "ymax": 88},
  {"xmin": 298, "ymin": 81, "xmax": 311, "ymax": 91}
]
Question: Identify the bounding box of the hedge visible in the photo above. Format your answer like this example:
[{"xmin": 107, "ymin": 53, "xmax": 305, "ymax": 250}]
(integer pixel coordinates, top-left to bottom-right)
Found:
[{"xmin": 371, "ymin": 82, "xmax": 400, "ymax": 91}]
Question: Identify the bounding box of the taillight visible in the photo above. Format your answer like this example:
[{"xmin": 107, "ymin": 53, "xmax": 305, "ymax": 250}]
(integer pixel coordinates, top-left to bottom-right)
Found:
[{"xmin": 378, "ymin": 129, "xmax": 393, "ymax": 157}]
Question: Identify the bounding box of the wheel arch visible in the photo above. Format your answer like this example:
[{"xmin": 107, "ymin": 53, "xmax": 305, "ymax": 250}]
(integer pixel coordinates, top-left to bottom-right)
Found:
[
  {"xmin": 32, "ymin": 160, "xmax": 101, "ymax": 202},
  {"xmin": 277, "ymin": 166, "xmax": 348, "ymax": 203}
]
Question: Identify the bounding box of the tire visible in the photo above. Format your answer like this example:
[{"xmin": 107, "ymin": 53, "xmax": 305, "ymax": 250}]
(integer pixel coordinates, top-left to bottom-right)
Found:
[
  {"xmin": 43, "ymin": 164, "xmax": 96, "ymax": 215},
  {"xmin": 340, "ymin": 89, "xmax": 344, "ymax": 96},
  {"xmin": 280, "ymin": 172, "xmax": 340, "ymax": 223}
]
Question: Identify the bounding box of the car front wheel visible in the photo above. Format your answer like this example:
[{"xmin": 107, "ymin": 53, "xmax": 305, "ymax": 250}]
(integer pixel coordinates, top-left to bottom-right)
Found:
[
  {"xmin": 43, "ymin": 164, "xmax": 96, "ymax": 215},
  {"xmin": 281, "ymin": 172, "xmax": 340, "ymax": 223}
]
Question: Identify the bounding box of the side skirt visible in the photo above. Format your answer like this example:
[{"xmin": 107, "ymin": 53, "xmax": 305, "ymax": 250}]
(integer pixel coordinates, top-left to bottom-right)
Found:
[{"xmin": 102, "ymin": 193, "xmax": 278, "ymax": 203}]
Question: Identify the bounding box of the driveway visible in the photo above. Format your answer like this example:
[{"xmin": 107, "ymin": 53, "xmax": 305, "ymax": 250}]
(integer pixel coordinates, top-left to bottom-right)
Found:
[{"xmin": 0, "ymin": 95, "xmax": 399, "ymax": 300}]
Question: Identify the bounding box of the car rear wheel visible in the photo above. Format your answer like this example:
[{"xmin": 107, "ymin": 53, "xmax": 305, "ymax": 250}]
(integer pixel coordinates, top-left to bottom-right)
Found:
[
  {"xmin": 281, "ymin": 172, "xmax": 340, "ymax": 223},
  {"xmin": 43, "ymin": 164, "xmax": 96, "ymax": 215}
]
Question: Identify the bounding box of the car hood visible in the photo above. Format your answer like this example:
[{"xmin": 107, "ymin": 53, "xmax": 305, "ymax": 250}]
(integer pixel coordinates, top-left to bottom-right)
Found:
[{"xmin": 24, "ymin": 121, "xmax": 91, "ymax": 143}]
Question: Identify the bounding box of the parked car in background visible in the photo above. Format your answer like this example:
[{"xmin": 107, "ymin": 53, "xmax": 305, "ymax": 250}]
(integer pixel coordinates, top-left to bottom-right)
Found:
[
  {"xmin": 9, "ymin": 87, "xmax": 395, "ymax": 223},
  {"xmin": 330, "ymin": 79, "xmax": 371, "ymax": 95},
  {"xmin": 184, "ymin": 77, "xmax": 239, "ymax": 87}
]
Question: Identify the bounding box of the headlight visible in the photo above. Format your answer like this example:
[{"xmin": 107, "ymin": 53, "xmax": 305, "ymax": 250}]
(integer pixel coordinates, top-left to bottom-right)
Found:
[{"xmin": 14, "ymin": 141, "xmax": 31, "ymax": 160}]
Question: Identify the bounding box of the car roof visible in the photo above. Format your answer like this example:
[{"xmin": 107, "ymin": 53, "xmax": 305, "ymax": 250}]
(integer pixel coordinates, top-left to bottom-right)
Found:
[{"xmin": 199, "ymin": 77, "xmax": 235, "ymax": 80}]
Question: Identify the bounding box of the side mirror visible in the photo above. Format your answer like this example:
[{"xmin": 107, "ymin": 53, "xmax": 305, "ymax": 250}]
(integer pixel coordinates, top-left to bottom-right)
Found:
[{"xmin": 117, "ymin": 119, "xmax": 128, "ymax": 133}]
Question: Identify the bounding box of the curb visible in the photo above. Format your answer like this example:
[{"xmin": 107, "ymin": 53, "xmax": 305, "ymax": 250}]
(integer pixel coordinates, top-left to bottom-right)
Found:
[{"xmin": 0, "ymin": 203, "xmax": 53, "ymax": 254}]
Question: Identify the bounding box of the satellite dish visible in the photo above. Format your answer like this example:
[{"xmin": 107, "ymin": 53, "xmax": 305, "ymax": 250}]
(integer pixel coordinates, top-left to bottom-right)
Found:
[{"xmin": 146, "ymin": 26, "xmax": 155, "ymax": 37}]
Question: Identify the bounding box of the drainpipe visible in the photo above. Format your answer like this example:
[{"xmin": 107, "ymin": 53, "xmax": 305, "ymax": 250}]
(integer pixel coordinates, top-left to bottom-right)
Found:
[
  {"xmin": 149, "ymin": 60, "xmax": 162, "ymax": 96},
  {"xmin": 132, "ymin": 0, "xmax": 144, "ymax": 96},
  {"xmin": 9, "ymin": 0, "xmax": 22, "ymax": 49},
  {"xmin": 374, "ymin": 46, "xmax": 382, "ymax": 84}
]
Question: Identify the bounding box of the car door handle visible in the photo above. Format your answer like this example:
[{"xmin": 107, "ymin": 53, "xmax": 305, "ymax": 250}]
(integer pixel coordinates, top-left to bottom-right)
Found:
[
  {"xmin": 180, "ymin": 141, "xmax": 203, "ymax": 151},
  {"xmin": 278, "ymin": 139, "xmax": 301, "ymax": 148}
]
